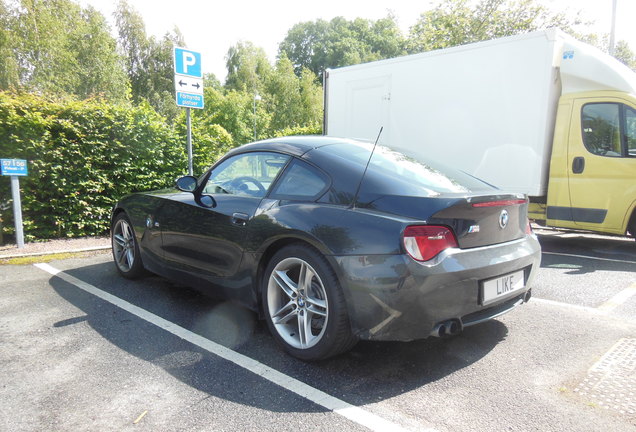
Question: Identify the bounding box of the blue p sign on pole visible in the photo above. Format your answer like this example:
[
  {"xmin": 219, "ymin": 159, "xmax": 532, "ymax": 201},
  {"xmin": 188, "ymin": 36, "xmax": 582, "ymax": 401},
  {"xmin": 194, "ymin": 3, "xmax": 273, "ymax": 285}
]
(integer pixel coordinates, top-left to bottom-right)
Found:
[{"xmin": 174, "ymin": 48, "xmax": 202, "ymax": 78}]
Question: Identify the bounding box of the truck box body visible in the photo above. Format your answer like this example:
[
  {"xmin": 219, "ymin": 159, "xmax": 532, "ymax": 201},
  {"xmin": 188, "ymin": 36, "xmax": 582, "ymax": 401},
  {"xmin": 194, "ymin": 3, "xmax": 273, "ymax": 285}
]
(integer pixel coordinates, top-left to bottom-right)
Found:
[{"xmin": 325, "ymin": 29, "xmax": 636, "ymax": 198}]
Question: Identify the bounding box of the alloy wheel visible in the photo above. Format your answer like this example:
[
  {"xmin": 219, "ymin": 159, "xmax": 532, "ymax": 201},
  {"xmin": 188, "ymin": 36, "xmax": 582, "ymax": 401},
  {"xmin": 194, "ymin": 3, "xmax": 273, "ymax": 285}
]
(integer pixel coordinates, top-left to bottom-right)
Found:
[
  {"xmin": 266, "ymin": 257, "xmax": 329, "ymax": 349},
  {"xmin": 112, "ymin": 218, "xmax": 136, "ymax": 273}
]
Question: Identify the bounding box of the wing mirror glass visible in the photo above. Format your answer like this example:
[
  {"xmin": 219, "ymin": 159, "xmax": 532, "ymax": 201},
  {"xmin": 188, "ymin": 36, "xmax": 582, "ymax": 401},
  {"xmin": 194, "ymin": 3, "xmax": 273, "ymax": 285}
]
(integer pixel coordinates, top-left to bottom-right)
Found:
[
  {"xmin": 176, "ymin": 175, "xmax": 197, "ymax": 192},
  {"xmin": 198, "ymin": 195, "xmax": 216, "ymax": 208}
]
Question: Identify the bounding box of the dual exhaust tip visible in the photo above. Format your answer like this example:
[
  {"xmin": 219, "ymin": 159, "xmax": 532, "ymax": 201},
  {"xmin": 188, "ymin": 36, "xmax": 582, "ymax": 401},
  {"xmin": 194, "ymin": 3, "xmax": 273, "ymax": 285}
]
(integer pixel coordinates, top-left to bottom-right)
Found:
[{"xmin": 430, "ymin": 319, "xmax": 463, "ymax": 338}]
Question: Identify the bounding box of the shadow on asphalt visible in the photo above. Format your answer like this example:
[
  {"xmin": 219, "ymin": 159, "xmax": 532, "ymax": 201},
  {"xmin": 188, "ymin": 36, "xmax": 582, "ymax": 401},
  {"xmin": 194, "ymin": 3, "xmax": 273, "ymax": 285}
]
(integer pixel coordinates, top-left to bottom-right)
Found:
[
  {"xmin": 47, "ymin": 259, "xmax": 507, "ymax": 412},
  {"xmin": 538, "ymin": 232, "xmax": 636, "ymax": 274}
]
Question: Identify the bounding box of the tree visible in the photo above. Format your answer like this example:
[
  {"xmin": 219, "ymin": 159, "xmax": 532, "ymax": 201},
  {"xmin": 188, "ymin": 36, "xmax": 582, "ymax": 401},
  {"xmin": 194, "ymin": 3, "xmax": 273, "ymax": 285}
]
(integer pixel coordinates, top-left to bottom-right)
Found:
[
  {"xmin": 0, "ymin": 0, "xmax": 19, "ymax": 89},
  {"xmin": 114, "ymin": 0, "xmax": 148, "ymax": 98},
  {"xmin": 199, "ymin": 87, "xmax": 263, "ymax": 144},
  {"xmin": 71, "ymin": 6, "xmax": 128, "ymax": 100},
  {"xmin": 115, "ymin": 0, "xmax": 185, "ymax": 119},
  {"xmin": 614, "ymin": 40, "xmax": 636, "ymax": 71},
  {"xmin": 297, "ymin": 68, "xmax": 323, "ymax": 126},
  {"xmin": 279, "ymin": 15, "xmax": 407, "ymax": 78},
  {"xmin": 265, "ymin": 55, "xmax": 303, "ymax": 131},
  {"xmin": 224, "ymin": 41, "xmax": 272, "ymax": 93},
  {"xmin": 264, "ymin": 56, "xmax": 323, "ymax": 131},
  {"xmin": 5, "ymin": 0, "xmax": 127, "ymax": 100},
  {"xmin": 580, "ymin": 33, "xmax": 636, "ymax": 71},
  {"xmin": 407, "ymin": 0, "xmax": 582, "ymax": 53}
]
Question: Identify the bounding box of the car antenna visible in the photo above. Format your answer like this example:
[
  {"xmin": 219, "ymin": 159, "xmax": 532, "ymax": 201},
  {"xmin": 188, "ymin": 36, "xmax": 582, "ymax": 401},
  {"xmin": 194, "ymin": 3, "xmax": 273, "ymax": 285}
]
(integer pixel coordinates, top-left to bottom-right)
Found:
[{"xmin": 352, "ymin": 126, "xmax": 383, "ymax": 209}]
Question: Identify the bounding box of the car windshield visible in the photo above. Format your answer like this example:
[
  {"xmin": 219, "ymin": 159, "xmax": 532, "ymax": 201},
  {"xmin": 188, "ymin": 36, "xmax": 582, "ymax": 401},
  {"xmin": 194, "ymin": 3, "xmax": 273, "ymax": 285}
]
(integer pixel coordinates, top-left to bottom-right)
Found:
[{"xmin": 320, "ymin": 142, "xmax": 495, "ymax": 196}]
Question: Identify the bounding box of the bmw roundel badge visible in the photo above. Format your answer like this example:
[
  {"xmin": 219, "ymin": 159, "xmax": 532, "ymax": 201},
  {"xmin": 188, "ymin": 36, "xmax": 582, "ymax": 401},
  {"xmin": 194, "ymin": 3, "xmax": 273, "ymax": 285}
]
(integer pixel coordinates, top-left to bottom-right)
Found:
[{"xmin": 499, "ymin": 209, "xmax": 509, "ymax": 229}]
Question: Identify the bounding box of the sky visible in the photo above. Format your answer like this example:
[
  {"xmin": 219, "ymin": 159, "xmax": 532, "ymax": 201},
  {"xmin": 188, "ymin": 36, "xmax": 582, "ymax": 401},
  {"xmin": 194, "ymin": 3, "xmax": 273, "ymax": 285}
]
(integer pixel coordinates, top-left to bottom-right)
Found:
[{"xmin": 78, "ymin": 0, "xmax": 636, "ymax": 81}]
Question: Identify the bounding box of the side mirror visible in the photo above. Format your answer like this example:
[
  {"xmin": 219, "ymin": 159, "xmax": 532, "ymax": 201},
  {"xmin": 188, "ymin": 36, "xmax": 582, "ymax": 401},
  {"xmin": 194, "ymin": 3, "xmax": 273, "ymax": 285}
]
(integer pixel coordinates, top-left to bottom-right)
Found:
[
  {"xmin": 176, "ymin": 175, "xmax": 217, "ymax": 208},
  {"xmin": 176, "ymin": 176, "xmax": 197, "ymax": 192},
  {"xmin": 197, "ymin": 195, "xmax": 216, "ymax": 208}
]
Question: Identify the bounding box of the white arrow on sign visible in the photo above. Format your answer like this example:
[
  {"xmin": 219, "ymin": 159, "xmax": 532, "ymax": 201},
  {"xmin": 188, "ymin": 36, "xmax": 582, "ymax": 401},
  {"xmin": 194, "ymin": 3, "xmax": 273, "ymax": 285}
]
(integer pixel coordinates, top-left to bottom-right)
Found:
[{"xmin": 174, "ymin": 75, "xmax": 203, "ymax": 95}]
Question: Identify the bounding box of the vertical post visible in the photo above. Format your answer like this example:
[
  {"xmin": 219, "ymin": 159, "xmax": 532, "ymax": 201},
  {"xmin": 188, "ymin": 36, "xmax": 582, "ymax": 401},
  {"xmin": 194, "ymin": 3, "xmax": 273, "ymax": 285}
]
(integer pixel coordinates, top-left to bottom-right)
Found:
[
  {"xmin": 323, "ymin": 69, "xmax": 329, "ymax": 135},
  {"xmin": 253, "ymin": 94, "xmax": 261, "ymax": 141},
  {"xmin": 609, "ymin": 0, "xmax": 617, "ymax": 56},
  {"xmin": 10, "ymin": 175, "xmax": 24, "ymax": 248},
  {"xmin": 186, "ymin": 107, "xmax": 193, "ymax": 176}
]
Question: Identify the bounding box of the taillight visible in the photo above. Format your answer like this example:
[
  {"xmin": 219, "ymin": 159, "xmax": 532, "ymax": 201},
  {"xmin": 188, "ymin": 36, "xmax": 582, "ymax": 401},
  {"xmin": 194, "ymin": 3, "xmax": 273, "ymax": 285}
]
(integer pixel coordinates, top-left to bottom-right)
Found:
[
  {"xmin": 526, "ymin": 221, "xmax": 533, "ymax": 235},
  {"xmin": 403, "ymin": 225, "xmax": 458, "ymax": 262}
]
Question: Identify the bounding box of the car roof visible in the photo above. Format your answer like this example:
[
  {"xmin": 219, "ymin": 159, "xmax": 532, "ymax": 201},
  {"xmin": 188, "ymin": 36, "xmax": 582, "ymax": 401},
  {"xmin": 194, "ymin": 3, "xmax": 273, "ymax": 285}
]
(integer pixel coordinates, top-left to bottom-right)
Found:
[{"xmin": 228, "ymin": 136, "xmax": 371, "ymax": 157}]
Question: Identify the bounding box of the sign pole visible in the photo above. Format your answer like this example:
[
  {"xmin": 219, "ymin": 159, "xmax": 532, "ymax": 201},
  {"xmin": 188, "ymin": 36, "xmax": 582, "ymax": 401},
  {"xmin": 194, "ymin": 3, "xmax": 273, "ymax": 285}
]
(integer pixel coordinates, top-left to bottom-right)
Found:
[
  {"xmin": 10, "ymin": 175, "xmax": 24, "ymax": 248},
  {"xmin": 186, "ymin": 107, "xmax": 193, "ymax": 176}
]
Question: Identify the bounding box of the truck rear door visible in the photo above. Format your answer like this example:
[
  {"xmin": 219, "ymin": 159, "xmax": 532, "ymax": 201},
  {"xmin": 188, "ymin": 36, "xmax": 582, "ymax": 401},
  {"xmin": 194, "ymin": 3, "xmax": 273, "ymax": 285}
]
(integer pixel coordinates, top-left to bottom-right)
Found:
[{"xmin": 326, "ymin": 74, "xmax": 391, "ymax": 144}]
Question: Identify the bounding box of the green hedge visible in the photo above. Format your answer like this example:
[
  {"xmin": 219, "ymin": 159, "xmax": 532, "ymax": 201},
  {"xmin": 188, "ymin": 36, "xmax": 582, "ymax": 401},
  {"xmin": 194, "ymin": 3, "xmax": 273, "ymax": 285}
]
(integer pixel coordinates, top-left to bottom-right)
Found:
[{"xmin": 0, "ymin": 92, "xmax": 186, "ymax": 240}]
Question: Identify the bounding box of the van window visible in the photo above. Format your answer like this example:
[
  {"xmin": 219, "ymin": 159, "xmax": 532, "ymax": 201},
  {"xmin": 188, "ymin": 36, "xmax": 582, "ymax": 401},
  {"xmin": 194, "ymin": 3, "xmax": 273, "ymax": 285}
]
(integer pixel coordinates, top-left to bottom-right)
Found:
[
  {"xmin": 581, "ymin": 103, "xmax": 636, "ymax": 158},
  {"xmin": 626, "ymin": 106, "xmax": 636, "ymax": 157},
  {"xmin": 581, "ymin": 103, "xmax": 621, "ymax": 156}
]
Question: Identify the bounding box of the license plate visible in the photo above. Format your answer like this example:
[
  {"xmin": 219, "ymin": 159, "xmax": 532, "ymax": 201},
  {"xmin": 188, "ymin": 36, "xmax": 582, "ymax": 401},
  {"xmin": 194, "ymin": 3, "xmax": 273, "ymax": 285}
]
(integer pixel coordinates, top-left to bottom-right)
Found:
[{"xmin": 481, "ymin": 270, "xmax": 525, "ymax": 306}]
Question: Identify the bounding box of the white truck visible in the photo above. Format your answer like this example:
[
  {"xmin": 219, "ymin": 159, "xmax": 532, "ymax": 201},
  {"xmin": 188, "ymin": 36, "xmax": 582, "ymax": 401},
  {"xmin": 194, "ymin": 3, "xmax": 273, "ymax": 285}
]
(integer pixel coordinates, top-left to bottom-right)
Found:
[{"xmin": 324, "ymin": 28, "xmax": 636, "ymax": 237}]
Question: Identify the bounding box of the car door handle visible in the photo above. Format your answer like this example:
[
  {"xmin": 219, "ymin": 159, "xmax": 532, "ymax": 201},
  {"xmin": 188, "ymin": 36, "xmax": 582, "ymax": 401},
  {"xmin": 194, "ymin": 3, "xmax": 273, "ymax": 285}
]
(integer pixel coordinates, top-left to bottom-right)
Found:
[
  {"xmin": 231, "ymin": 212, "xmax": 249, "ymax": 226},
  {"xmin": 572, "ymin": 156, "xmax": 585, "ymax": 174}
]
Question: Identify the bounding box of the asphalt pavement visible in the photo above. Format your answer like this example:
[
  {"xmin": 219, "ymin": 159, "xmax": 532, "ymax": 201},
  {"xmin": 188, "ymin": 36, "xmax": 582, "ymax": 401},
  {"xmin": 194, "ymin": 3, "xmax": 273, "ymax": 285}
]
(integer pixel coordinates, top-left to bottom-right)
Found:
[{"xmin": 1, "ymin": 231, "xmax": 636, "ymax": 431}]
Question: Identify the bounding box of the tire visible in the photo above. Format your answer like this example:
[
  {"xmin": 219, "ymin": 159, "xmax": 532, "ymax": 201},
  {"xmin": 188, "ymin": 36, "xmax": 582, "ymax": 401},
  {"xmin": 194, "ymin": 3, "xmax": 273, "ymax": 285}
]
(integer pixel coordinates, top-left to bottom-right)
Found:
[
  {"xmin": 262, "ymin": 244, "xmax": 357, "ymax": 361},
  {"xmin": 629, "ymin": 216, "xmax": 636, "ymax": 239},
  {"xmin": 111, "ymin": 212, "xmax": 146, "ymax": 279}
]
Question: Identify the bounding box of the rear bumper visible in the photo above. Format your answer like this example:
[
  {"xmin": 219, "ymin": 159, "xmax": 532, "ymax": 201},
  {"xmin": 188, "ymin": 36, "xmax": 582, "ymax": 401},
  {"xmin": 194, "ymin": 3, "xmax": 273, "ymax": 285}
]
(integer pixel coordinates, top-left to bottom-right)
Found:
[{"xmin": 332, "ymin": 234, "xmax": 541, "ymax": 341}]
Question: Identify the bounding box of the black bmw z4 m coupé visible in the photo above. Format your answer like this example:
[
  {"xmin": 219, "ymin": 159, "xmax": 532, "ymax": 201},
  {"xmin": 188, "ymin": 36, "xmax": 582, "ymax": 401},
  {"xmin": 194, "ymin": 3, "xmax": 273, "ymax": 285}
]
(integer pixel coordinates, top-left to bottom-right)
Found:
[{"xmin": 111, "ymin": 136, "xmax": 541, "ymax": 360}]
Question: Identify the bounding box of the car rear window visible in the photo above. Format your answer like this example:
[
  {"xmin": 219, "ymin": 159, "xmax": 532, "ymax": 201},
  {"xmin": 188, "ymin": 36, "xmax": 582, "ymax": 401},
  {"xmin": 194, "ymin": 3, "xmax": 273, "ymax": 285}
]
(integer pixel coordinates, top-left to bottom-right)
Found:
[{"xmin": 317, "ymin": 142, "xmax": 495, "ymax": 196}]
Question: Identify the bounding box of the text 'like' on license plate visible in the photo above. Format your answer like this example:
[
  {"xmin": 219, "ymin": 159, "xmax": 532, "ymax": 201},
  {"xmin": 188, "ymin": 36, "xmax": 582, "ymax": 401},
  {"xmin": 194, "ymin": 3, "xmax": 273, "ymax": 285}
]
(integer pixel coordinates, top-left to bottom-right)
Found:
[{"xmin": 481, "ymin": 270, "xmax": 525, "ymax": 306}]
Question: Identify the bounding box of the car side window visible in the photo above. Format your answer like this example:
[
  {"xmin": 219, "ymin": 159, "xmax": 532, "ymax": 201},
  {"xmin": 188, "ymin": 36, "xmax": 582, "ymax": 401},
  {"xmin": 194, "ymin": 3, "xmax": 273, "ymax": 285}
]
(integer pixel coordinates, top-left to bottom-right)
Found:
[
  {"xmin": 203, "ymin": 152, "xmax": 290, "ymax": 198},
  {"xmin": 270, "ymin": 160, "xmax": 329, "ymax": 200}
]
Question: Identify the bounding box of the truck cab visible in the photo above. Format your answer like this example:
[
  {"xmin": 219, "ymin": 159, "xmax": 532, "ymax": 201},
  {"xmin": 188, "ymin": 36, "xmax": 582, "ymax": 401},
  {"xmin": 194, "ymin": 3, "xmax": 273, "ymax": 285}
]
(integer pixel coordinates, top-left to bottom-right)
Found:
[{"xmin": 536, "ymin": 91, "xmax": 636, "ymax": 235}]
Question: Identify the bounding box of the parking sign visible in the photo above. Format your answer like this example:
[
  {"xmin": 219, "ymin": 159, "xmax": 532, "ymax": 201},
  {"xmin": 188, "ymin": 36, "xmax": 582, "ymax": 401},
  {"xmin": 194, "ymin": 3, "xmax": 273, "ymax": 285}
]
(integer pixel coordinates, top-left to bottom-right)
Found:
[
  {"xmin": 1, "ymin": 158, "xmax": 28, "ymax": 176},
  {"xmin": 174, "ymin": 47, "xmax": 204, "ymax": 109},
  {"xmin": 174, "ymin": 48, "xmax": 202, "ymax": 78}
]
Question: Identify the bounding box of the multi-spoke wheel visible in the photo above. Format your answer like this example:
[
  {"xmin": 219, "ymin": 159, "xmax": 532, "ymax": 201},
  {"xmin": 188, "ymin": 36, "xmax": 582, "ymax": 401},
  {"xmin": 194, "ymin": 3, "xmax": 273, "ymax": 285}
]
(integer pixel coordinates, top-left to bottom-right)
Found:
[
  {"xmin": 263, "ymin": 244, "xmax": 357, "ymax": 360},
  {"xmin": 111, "ymin": 213, "xmax": 145, "ymax": 278}
]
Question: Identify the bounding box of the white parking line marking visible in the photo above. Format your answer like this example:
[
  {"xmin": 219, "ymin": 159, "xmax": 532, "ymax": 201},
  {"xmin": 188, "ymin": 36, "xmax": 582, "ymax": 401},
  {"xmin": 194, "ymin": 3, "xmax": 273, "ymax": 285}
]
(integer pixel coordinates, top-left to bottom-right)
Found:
[
  {"xmin": 542, "ymin": 251, "xmax": 636, "ymax": 265},
  {"xmin": 34, "ymin": 263, "xmax": 426, "ymax": 432},
  {"xmin": 598, "ymin": 283, "xmax": 636, "ymax": 312},
  {"xmin": 530, "ymin": 297, "xmax": 606, "ymax": 315}
]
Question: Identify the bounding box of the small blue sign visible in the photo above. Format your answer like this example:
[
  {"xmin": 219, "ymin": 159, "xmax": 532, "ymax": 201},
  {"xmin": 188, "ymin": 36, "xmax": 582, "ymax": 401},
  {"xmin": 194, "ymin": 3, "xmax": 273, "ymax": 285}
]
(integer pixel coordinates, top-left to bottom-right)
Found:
[
  {"xmin": 176, "ymin": 92, "xmax": 204, "ymax": 109},
  {"xmin": 1, "ymin": 158, "xmax": 28, "ymax": 176},
  {"xmin": 174, "ymin": 48, "xmax": 202, "ymax": 78}
]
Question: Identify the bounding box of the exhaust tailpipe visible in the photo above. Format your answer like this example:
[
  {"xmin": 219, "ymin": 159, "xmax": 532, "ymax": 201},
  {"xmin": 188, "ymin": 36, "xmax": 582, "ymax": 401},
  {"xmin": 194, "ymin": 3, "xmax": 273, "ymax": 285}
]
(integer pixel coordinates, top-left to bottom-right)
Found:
[{"xmin": 430, "ymin": 319, "xmax": 463, "ymax": 338}]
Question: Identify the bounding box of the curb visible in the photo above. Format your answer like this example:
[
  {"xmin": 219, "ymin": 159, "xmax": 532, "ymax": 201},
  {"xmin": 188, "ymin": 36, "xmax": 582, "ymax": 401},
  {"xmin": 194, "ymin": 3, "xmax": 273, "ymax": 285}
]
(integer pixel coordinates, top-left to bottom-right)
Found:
[{"xmin": 0, "ymin": 245, "xmax": 111, "ymax": 260}]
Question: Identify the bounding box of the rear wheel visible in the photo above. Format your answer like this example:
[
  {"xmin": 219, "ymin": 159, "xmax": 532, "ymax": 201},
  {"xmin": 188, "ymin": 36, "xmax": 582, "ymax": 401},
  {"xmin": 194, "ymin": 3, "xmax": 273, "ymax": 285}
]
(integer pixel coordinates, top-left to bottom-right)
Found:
[
  {"xmin": 262, "ymin": 244, "xmax": 356, "ymax": 361},
  {"xmin": 111, "ymin": 212, "xmax": 145, "ymax": 279}
]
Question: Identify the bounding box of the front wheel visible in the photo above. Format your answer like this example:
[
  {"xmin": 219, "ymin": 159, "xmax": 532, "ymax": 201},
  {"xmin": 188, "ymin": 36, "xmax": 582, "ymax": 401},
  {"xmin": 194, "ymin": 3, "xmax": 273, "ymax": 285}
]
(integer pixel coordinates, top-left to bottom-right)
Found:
[
  {"xmin": 262, "ymin": 244, "xmax": 357, "ymax": 361},
  {"xmin": 111, "ymin": 212, "xmax": 145, "ymax": 279}
]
